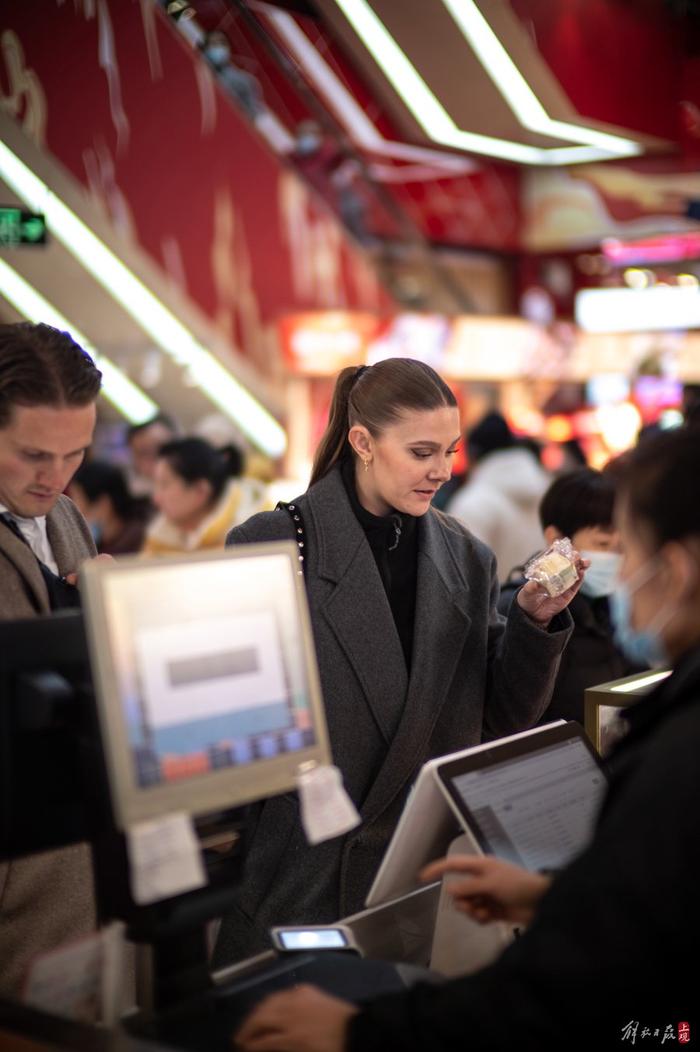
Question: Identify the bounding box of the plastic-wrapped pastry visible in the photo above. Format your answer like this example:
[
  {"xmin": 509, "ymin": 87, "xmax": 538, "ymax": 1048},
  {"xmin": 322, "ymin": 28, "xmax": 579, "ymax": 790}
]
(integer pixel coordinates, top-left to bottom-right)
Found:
[{"xmin": 524, "ymin": 537, "xmax": 579, "ymax": 598}]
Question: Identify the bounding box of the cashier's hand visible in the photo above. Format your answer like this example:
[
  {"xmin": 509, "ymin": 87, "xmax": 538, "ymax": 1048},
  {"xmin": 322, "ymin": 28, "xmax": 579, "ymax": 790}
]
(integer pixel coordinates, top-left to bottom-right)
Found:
[
  {"xmin": 420, "ymin": 855, "xmax": 551, "ymax": 927},
  {"xmin": 515, "ymin": 556, "xmax": 589, "ymax": 627},
  {"xmin": 233, "ymin": 985, "xmax": 358, "ymax": 1052}
]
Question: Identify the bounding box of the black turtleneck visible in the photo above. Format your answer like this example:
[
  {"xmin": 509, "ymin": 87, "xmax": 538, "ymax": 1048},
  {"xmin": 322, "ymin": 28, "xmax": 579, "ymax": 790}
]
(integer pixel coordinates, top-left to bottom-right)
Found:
[{"xmin": 340, "ymin": 457, "xmax": 418, "ymax": 670}]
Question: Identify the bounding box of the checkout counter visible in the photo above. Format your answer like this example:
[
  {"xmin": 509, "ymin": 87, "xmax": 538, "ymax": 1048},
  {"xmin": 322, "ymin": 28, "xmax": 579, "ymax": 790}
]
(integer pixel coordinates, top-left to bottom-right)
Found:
[
  {"xmin": 0, "ymin": 547, "xmax": 444, "ymax": 1051},
  {"xmin": 134, "ymin": 885, "xmax": 441, "ymax": 1052},
  {"xmin": 1, "ymin": 545, "xmax": 663, "ymax": 1051},
  {"xmin": 0, "ymin": 883, "xmax": 441, "ymax": 1052}
]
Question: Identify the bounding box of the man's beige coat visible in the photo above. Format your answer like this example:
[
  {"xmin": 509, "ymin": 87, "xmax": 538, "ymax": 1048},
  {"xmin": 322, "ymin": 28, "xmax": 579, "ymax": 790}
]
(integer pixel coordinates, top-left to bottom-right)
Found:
[{"xmin": 0, "ymin": 495, "xmax": 96, "ymax": 999}]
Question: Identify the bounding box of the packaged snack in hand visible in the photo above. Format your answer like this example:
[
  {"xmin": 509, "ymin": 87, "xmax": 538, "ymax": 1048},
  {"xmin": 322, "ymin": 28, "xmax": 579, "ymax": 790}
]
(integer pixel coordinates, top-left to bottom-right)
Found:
[{"xmin": 524, "ymin": 538, "xmax": 579, "ymax": 598}]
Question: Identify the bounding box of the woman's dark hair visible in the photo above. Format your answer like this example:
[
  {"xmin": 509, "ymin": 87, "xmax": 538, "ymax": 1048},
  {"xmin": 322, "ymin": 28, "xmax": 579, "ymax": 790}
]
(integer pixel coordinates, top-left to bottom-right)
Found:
[
  {"xmin": 617, "ymin": 428, "xmax": 700, "ymax": 549},
  {"xmin": 0, "ymin": 322, "xmax": 102, "ymax": 427},
  {"xmin": 72, "ymin": 460, "xmax": 141, "ymax": 520},
  {"xmin": 157, "ymin": 437, "xmax": 242, "ymax": 503},
  {"xmin": 310, "ymin": 359, "xmax": 457, "ymax": 487},
  {"xmin": 539, "ymin": 468, "xmax": 615, "ymax": 535}
]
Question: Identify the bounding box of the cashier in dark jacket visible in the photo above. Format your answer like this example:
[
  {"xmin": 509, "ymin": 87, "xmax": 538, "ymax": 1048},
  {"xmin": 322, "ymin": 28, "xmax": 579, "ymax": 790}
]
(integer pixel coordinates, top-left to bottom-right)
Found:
[{"xmin": 234, "ymin": 427, "xmax": 700, "ymax": 1052}]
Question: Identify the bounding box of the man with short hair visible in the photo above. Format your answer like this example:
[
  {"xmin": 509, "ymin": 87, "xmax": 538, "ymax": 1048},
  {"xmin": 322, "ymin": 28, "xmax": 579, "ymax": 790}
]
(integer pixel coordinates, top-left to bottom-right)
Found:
[{"xmin": 0, "ymin": 321, "xmax": 102, "ymax": 999}]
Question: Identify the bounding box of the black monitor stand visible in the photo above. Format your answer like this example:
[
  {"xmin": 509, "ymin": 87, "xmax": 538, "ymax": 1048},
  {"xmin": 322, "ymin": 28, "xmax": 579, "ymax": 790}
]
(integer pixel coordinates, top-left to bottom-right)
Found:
[{"xmin": 0, "ymin": 612, "xmax": 249, "ymax": 1013}]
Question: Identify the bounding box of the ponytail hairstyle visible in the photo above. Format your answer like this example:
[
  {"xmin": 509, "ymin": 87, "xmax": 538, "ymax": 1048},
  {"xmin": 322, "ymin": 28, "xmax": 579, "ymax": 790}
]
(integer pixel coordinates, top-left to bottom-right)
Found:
[
  {"xmin": 157, "ymin": 437, "xmax": 243, "ymax": 505},
  {"xmin": 309, "ymin": 358, "xmax": 457, "ymax": 487}
]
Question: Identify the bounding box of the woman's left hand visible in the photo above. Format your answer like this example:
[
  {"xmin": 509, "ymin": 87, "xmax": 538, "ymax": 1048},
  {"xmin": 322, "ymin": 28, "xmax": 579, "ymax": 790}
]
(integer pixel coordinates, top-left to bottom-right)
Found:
[{"xmin": 516, "ymin": 557, "xmax": 589, "ymax": 627}]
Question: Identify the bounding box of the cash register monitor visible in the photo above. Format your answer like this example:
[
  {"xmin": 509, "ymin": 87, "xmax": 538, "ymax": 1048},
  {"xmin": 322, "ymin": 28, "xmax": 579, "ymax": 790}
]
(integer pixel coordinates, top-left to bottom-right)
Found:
[{"xmin": 79, "ymin": 543, "xmax": 331, "ymax": 830}]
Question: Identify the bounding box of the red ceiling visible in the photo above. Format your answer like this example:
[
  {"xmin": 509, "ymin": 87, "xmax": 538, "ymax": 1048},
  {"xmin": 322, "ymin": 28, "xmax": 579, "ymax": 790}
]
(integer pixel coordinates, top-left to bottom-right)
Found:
[
  {"xmin": 192, "ymin": 1, "xmax": 524, "ymax": 251},
  {"xmin": 187, "ymin": 1, "xmax": 700, "ymax": 253},
  {"xmin": 509, "ymin": 0, "xmax": 684, "ymax": 140}
]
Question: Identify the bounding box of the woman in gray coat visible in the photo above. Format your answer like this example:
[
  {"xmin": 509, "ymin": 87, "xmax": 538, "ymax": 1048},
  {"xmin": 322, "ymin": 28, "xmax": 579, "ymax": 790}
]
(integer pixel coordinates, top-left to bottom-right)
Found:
[{"xmin": 215, "ymin": 358, "xmax": 580, "ymax": 966}]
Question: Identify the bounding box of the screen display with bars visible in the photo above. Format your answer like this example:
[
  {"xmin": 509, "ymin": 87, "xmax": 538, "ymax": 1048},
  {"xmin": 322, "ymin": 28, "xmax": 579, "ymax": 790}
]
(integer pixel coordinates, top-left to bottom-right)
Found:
[
  {"xmin": 80, "ymin": 544, "xmax": 330, "ymax": 828},
  {"xmin": 438, "ymin": 725, "xmax": 607, "ymax": 872}
]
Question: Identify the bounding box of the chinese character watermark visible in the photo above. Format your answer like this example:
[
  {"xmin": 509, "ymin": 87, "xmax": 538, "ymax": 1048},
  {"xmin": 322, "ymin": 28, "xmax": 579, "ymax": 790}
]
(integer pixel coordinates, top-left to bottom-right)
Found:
[{"xmin": 620, "ymin": 1021, "xmax": 690, "ymax": 1045}]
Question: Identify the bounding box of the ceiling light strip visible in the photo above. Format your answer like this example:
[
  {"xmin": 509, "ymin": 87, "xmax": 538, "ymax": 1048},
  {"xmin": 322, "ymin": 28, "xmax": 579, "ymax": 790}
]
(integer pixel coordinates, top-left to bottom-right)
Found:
[
  {"xmin": 441, "ymin": 0, "xmax": 641, "ymax": 154},
  {"xmin": 0, "ymin": 256, "xmax": 158, "ymax": 424},
  {"xmin": 264, "ymin": 6, "xmax": 474, "ymax": 172},
  {"xmin": 0, "ymin": 142, "xmax": 287, "ymax": 457},
  {"xmin": 332, "ymin": 0, "xmax": 641, "ymax": 164}
]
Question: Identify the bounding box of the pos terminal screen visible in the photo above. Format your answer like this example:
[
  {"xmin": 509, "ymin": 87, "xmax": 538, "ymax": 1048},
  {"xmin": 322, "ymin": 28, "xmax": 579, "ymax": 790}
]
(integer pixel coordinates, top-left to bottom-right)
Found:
[
  {"xmin": 440, "ymin": 731, "xmax": 606, "ymax": 872},
  {"xmin": 81, "ymin": 544, "xmax": 330, "ymax": 828}
]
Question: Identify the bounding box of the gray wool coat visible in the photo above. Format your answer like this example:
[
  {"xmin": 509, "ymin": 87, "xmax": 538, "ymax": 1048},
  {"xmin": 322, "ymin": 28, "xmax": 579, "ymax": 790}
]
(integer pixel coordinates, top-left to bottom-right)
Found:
[
  {"xmin": 214, "ymin": 466, "xmax": 572, "ymax": 966},
  {"xmin": 0, "ymin": 495, "xmax": 97, "ymax": 999}
]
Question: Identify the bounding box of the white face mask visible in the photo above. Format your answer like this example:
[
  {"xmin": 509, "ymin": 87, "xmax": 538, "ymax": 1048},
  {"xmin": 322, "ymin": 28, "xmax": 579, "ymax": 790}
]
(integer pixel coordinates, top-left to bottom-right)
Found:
[{"xmin": 579, "ymin": 550, "xmax": 622, "ymax": 598}]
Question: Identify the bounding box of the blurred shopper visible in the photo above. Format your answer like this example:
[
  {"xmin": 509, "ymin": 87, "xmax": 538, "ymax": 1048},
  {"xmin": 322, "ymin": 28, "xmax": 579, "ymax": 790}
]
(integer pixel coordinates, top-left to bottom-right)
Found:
[
  {"xmin": 67, "ymin": 460, "xmax": 148, "ymax": 556},
  {"xmin": 0, "ymin": 322, "xmax": 101, "ymax": 999},
  {"xmin": 215, "ymin": 359, "xmax": 582, "ymax": 967},
  {"xmin": 430, "ymin": 465, "xmax": 466, "ymax": 511},
  {"xmin": 558, "ymin": 436, "xmax": 588, "ymax": 472},
  {"xmin": 682, "ymin": 382, "xmax": 700, "ymax": 429},
  {"xmin": 499, "ymin": 468, "xmax": 645, "ymax": 725},
  {"xmin": 202, "ymin": 30, "xmax": 263, "ymax": 120},
  {"xmin": 637, "ymin": 421, "xmax": 663, "ymax": 445},
  {"xmin": 517, "ymin": 434, "xmax": 545, "ymax": 466},
  {"xmin": 234, "ymin": 427, "xmax": 700, "ymax": 1051},
  {"xmin": 446, "ymin": 412, "xmax": 550, "ymax": 582},
  {"xmin": 292, "ymin": 121, "xmax": 373, "ymax": 244},
  {"xmin": 125, "ymin": 412, "xmax": 178, "ymax": 499},
  {"xmin": 142, "ymin": 437, "xmax": 260, "ymax": 555}
]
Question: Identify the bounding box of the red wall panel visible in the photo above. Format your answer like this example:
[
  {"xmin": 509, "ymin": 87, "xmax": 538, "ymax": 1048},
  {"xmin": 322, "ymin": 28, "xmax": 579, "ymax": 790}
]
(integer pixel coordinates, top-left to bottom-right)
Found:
[{"xmin": 1, "ymin": 0, "xmax": 392, "ymax": 370}]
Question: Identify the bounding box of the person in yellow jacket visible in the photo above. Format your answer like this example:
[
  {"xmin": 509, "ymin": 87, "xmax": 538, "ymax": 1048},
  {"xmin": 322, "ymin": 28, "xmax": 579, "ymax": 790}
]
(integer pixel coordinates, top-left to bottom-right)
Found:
[{"xmin": 142, "ymin": 437, "xmax": 268, "ymax": 556}]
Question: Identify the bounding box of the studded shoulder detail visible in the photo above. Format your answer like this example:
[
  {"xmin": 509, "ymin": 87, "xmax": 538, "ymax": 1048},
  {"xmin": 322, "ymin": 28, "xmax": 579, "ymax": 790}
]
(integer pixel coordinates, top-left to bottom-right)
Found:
[{"xmin": 275, "ymin": 501, "xmax": 307, "ymax": 577}]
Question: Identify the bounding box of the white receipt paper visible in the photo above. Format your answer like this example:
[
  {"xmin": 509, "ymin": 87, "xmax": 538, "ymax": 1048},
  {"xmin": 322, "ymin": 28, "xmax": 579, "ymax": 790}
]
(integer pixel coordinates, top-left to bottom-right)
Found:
[
  {"xmin": 127, "ymin": 812, "xmax": 207, "ymax": 905},
  {"xmin": 297, "ymin": 764, "xmax": 361, "ymax": 845}
]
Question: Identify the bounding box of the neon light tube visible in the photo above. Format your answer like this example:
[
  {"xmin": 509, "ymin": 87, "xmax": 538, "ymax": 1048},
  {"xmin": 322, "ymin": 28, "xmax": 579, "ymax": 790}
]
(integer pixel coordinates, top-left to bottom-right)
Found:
[
  {"xmin": 265, "ymin": 6, "xmax": 474, "ymax": 172},
  {"xmin": 332, "ymin": 0, "xmax": 642, "ymax": 164},
  {"xmin": 442, "ymin": 0, "xmax": 641, "ymax": 155}
]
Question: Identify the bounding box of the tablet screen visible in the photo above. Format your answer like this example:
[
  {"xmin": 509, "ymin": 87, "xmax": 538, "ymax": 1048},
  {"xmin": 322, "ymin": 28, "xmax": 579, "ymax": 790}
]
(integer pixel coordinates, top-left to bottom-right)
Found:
[{"xmin": 439, "ymin": 728, "xmax": 606, "ymax": 871}]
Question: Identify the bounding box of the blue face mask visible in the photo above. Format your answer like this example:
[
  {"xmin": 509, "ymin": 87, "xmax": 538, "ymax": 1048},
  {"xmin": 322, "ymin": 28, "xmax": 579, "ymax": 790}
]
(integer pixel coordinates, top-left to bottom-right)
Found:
[
  {"xmin": 609, "ymin": 559, "xmax": 671, "ymax": 668},
  {"xmin": 580, "ymin": 550, "xmax": 621, "ymax": 599},
  {"xmin": 206, "ymin": 44, "xmax": 230, "ymax": 66}
]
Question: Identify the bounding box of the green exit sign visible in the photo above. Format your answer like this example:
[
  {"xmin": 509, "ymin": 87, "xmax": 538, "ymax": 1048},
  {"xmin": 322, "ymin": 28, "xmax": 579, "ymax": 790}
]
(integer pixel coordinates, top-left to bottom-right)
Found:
[{"xmin": 0, "ymin": 207, "xmax": 47, "ymax": 247}]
